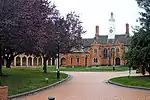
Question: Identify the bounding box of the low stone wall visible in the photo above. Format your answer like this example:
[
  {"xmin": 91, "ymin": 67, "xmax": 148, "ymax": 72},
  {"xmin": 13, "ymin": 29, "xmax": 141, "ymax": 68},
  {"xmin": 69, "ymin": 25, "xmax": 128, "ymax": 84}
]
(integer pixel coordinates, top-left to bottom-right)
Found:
[{"xmin": 0, "ymin": 86, "xmax": 8, "ymax": 100}]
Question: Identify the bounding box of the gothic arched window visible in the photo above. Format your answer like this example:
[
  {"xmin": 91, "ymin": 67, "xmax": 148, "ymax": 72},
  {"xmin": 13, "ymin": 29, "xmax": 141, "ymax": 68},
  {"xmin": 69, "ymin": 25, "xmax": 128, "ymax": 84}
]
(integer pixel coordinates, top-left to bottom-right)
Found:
[
  {"xmin": 116, "ymin": 48, "xmax": 119, "ymax": 52},
  {"xmin": 110, "ymin": 48, "xmax": 115, "ymax": 58},
  {"xmin": 103, "ymin": 48, "xmax": 108, "ymax": 58},
  {"xmin": 116, "ymin": 48, "xmax": 119, "ymax": 56}
]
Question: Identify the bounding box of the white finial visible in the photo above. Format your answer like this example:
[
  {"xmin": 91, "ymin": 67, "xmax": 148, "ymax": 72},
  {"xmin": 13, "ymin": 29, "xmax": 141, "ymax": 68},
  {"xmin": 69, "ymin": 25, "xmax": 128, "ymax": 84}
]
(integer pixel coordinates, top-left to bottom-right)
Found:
[
  {"xmin": 111, "ymin": 12, "xmax": 113, "ymax": 18},
  {"xmin": 109, "ymin": 12, "xmax": 115, "ymax": 22}
]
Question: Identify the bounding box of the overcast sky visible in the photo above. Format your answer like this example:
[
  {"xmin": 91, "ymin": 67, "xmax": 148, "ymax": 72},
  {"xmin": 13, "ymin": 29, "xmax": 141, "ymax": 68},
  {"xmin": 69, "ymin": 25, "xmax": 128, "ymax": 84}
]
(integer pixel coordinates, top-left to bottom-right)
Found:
[{"xmin": 51, "ymin": 0, "xmax": 141, "ymax": 38}]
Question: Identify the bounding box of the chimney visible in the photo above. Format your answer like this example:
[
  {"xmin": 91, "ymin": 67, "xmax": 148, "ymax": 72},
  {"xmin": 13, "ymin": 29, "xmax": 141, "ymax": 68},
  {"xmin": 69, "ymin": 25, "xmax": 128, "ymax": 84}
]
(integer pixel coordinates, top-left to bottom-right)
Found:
[
  {"xmin": 95, "ymin": 25, "xmax": 99, "ymax": 36},
  {"xmin": 126, "ymin": 23, "xmax": 129, "ymax": 37}
]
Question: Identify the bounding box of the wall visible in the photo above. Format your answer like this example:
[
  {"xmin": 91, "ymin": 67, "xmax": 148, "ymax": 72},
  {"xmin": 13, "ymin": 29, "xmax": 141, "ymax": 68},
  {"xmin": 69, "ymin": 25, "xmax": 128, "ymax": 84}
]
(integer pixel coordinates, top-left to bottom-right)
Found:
[
  {"xmin": 60, "ymin": 40, "xmax": 126, "ymax": 67},
  {"xmin": 0, "ymin": 86, "xmax": 8, "ymax": 100}
]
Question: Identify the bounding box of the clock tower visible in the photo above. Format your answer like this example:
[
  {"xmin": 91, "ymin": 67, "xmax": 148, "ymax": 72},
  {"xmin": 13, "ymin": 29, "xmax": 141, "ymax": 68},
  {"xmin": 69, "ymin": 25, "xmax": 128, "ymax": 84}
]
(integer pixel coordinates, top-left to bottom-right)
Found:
[{"xmin": 108, "ymin": 12, "xmax": 115, "ymax": 40}]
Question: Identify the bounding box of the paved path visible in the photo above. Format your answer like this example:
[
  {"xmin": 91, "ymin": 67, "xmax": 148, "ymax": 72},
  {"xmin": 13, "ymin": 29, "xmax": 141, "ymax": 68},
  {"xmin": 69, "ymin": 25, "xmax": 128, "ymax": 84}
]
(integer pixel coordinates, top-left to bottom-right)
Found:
[{"xmin": 13, "ymin": 71, "xmax": 150, "ymax": 100}]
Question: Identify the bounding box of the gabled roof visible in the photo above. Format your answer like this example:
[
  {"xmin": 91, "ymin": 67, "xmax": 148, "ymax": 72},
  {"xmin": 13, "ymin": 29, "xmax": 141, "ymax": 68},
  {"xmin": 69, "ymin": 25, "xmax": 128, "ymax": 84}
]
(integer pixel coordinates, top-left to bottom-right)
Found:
[
  {"xmin": 82, "ymin": 34, "xmax": 130, "ymax": 47},
  {"xmin": 82, "ymin": 38, "xmax": 94, "ymax": 47}
]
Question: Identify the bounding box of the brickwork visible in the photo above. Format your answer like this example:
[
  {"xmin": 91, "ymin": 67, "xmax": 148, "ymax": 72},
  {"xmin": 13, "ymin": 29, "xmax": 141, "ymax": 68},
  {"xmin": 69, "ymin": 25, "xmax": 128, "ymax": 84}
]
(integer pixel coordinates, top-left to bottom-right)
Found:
[
  {"xmin": 0, "ymin": 86, "xmax": 8, "ymax": 100},
  {"xmin": 60, "ymin": 39, "xmax": 126, "ymax": 67},
  {"xmin": 60, "ymin": 23, "xmax": 129, "ymax": 67}
]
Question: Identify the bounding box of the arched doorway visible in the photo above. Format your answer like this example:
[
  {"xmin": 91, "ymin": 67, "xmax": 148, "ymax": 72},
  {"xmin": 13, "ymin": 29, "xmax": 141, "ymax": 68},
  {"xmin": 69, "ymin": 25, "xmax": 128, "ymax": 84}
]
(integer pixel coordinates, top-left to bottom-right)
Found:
[
  {"xmin": 16, "ymin": 56, "xmax": 21, "ymax": 66},
  {"xmin": 61, "ymin": 58, "xmax": 66, "ymax": 65},
  {"xmin": 48, "ymin": 59, "xmax": 51, "ymax": 66},
  {"xmin": 115, "ymin": 57, "xmax": 120, "ymax": 65},
  {"xmin": 52, "ymin": 58, "xmax": 55, "ymax": 65},
  {"xmin": 22, "ymin": 57, "xmax": 27, "ymax": 66},
  {"xmin": 38, "ymin": 57, "xmax": 42, "ymax": 66},
  {"xmin": 33, "ymin": 57, "xmax": 37, "ymax": 66},
  {"xmin": 28, "ymin": 57, "xmax": 32, "ymax": 66}
]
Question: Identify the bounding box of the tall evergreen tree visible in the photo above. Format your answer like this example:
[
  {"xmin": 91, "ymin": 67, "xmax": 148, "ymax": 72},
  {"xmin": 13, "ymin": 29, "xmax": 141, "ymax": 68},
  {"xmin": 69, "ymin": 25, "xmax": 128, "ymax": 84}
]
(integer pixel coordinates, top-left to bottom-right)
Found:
[{"xmin": 125, "ymin": 0, "xmax": 150, "ymax": 75}]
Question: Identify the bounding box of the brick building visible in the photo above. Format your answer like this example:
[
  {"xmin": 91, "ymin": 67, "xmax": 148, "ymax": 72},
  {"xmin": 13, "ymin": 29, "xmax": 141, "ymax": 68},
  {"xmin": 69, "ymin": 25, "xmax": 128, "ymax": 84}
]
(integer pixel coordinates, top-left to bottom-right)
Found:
[
  {"xmin": 10, "ymin": 12, "xmax": 130, "ymax": 68},
  {"xmin": 60, "ymin": 12, "xmax": 130, "ymax": 67}
]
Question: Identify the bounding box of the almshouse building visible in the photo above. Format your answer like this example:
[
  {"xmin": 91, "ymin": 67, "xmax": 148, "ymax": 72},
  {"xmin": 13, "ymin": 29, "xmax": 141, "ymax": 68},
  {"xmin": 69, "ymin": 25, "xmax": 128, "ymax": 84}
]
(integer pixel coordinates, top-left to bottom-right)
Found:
[
  {"xmin": 11, "ymin": 12, "xmax": 130, "ymax": 67},
  {"xmin": 60, "ymin": 12, "xmax": 130, "ymax": 67}
]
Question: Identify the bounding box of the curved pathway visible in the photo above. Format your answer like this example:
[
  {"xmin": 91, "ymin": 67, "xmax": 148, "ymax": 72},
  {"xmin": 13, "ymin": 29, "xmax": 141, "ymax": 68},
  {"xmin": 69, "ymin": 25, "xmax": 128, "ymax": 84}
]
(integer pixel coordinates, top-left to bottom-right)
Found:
[{"xmin": 14, "ymin": 71, "xmax": 150, "ymax": 100}]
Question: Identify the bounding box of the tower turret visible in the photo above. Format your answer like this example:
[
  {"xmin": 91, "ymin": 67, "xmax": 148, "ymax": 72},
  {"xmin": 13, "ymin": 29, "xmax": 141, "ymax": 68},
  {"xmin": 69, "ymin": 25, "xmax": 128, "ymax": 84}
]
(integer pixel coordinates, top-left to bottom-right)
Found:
[{"xmin": 108, "ymin": 12, "xmax": 115, "ymax": 42}]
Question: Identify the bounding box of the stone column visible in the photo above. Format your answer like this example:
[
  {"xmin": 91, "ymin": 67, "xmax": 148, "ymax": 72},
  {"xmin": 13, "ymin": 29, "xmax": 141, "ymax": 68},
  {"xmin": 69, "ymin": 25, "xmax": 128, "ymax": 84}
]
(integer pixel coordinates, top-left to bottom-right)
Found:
[
  {"xmin": 51, "ymin": 58, "xmax": 52, "ymax": 65},
  {"xmin": 32, "ymin": 57, "xmax": 34, "ymax": 66},
  {"xmin": 41, "ymin": 57, "xmax": 43, "ymax": 66},
  {"xmin": 26, "ymin": 57, "xmax": 28, "ymax": 67},
  {"xmin": 14, "ymin": 57, "xmax": 16, "ymax": 67},
  {"xmin": 0, "ymin": 86, "xmax": 8, "ymax": 100},
  {"xmin": 20, "ymin": 57, "xmax": 22, "ymax": 67},
  {"xmin": 37, "ymin": 58, "xmax": 39, "ymax": 66},
  {"xmin": 46, "ymin": 60, "xmax": 48, "ymax": 66}
]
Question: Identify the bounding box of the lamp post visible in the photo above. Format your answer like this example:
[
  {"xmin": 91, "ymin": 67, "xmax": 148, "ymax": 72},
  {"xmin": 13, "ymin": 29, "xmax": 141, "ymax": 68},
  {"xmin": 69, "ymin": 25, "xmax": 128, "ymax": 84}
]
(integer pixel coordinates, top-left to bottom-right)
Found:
[
  {"xmin": 56, "ymin": 52, "xmax": 60, "ymax": 79},
  {"xmin": 112, "ymin": 48, "xmax": 115, "ymax": 71},
  {"xmin": 112, "ymin": 43, "xmax": 115, "ymax": 66},
  {"xmin": 56, "ymin": 33, "xmax": 60, "ymax": 79},
  {"xmin": 125, "ymin": 36, "xmax": 131, "ymax": 78},
  {"xmin": 112, "ymin": 41, "xmax": 115, "ymax": 71},
  {"xmin": 109, "ymin": 49, "xmax": 111, "ymax": 66},
  {"xmin": 0, "ymin": 48, "xmax": 1, "ymax": 83}
]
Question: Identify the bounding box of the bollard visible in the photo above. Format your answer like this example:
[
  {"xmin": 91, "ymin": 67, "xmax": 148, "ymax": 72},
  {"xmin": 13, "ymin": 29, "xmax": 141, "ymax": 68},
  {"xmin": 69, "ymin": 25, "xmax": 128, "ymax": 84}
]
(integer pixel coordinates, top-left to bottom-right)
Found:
[
  {"xmin": 48, "ymin": 96, "xmax": 55, "ymax": 100},
  {"xmin": 113, "ymin": 67, "xmax": 115, "ymax": 71}
]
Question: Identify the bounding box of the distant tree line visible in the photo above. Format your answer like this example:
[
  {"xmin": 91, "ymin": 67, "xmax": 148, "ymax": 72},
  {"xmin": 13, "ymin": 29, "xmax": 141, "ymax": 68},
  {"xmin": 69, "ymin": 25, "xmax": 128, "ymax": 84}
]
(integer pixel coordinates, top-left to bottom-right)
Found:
[{"xmin": 0, "ymin": 0, "xmax": 85, "ymax": 75}]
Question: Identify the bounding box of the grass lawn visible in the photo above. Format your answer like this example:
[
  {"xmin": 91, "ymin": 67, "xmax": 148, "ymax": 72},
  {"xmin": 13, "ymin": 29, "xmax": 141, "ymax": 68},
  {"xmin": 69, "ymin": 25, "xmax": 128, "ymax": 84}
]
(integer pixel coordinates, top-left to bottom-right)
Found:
[
  {"xmin": 47, "ymin": 66, "xmax": 130, "ymax": 72},
  {"xmin": 110, "ymin": 76, "xmax": 150, "ymax": 88},
  {"xmin": 0, "ymin": 68, "xmax": 68, "ymax": 96}
]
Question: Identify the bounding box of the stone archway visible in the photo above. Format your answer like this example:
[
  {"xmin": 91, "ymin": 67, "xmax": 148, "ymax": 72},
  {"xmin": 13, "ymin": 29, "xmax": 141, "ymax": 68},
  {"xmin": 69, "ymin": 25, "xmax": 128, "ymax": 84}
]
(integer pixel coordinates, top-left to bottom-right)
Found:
[
  {"xmin": 38, "ymin": 57, "xmax": 42, "ymax": 66},
  {"xmin": 33, "ymin": 57, "xmax": 37, "ymax": 66},
  {"xmin": 52, "ymin": 58, "xmax": 55, "ymax": 65},
  {"xmin": 22, "ymin": 57, "xmax": 27, "ymax": 66},
  {"xmin": 115, "ymin": 57, "xmax": 120, "ymax": 65},
  {"xmin": 28, "ymin": 57, "xmax": 32, "ymax": 66},
  {"xmin": 48, "ymin": 59, "xmax": 51, "ymax": 66},
  {"xmin": 16, "ymin": 56, "xmax": 21, "ymax": 66},
  {"xmin": 61, "ymin": 58, "xmax": 66, "ymax": 65}
]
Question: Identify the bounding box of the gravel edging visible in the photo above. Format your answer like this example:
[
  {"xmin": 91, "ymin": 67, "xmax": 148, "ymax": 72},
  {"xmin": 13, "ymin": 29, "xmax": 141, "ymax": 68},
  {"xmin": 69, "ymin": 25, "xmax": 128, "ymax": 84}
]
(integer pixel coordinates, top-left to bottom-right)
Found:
[
  {"xmin": 9, "ymin": 73, "xmax": 70, "ymax": 99},
  {"xmin": 108, "ymin": 79, "xmax": 150, "ymax": 90}
]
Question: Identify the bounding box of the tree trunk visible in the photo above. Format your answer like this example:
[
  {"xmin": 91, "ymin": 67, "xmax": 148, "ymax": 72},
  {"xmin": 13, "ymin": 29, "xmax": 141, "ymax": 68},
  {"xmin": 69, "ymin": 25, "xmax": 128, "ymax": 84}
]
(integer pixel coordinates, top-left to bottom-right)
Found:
[
  {"xmin": 148, "ymin": 65, "xmax": 150, "ymax": 76},
  {"xmin": 0, "ymin": 45, "xmax": 2, "ymax": 76},
  {"xmin": 0, "ymin": 59, "xmax": 2, "ymax": 76},
  {"xmin": 6, "ymin": 59, "xmax": 11, "ymax": 68},
  {"xmin": 142, "ymin": 65, "xmax": 145, "ymax": 76},
  {"xmin": 6, "ymin": 53, "xmax": 14, "ymax": 68},
  {"xmin": 43, "ymin": 57, "xmax": 47, "ymax": 73}
]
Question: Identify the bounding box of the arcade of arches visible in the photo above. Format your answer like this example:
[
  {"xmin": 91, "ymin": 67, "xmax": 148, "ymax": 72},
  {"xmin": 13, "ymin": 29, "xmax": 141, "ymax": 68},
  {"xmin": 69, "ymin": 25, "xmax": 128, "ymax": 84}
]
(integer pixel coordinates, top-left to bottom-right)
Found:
[{"xmin": 10, "ymin": 54, "xmax": 56, "ymax": 67}]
